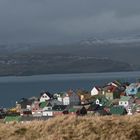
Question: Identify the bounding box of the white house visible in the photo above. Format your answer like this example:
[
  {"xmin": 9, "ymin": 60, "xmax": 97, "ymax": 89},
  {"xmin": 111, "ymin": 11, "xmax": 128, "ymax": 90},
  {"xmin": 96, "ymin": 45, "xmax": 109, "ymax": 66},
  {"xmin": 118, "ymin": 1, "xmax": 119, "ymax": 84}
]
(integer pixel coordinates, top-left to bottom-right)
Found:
[
  {"xmin": 63, "ymin": 90, "xmax": 80, "ymax": 106},
  {"xmin": 91, "ymin": 87, "xmax": 100, "ymax": 96},
  {"xmin": 40, "ymin": 92, "xmax": 52, "ymax": 102},
  {"xmin": 119, "ymin": 96, "xmax": 133, "ymax": 108},
  {"xmin": 42, "ymin": 107, "xmax": 53, "ymax": 116},
  {"xmin": 63, "ymin": 95, "xmax": 70, "ymax": 105}
]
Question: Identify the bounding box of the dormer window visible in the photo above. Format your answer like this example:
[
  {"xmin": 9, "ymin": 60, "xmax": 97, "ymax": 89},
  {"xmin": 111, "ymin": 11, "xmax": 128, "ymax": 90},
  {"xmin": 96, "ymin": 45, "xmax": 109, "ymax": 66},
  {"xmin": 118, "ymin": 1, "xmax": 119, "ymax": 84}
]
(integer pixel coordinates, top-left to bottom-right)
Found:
[{"xmin": 96, "ymin": 99, "xmax": 100, "ymax": 104}]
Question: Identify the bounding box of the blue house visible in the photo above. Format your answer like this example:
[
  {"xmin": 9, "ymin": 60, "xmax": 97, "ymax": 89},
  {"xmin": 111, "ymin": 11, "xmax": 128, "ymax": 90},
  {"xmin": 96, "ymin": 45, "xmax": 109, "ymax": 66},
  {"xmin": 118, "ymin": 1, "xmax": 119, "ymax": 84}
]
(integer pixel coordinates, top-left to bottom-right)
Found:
[{"xmin": 125, "ymin": 83, "xmax": 140, "ymax": 96}]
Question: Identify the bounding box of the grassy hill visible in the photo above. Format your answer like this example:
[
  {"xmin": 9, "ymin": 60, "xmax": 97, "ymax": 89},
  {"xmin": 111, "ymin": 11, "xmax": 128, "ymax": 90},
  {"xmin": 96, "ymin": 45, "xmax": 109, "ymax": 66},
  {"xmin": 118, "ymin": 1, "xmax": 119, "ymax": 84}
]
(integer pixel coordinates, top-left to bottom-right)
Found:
[{"xmin": 1, "ymin": 115, "xmax": 140, "ymax": 140}]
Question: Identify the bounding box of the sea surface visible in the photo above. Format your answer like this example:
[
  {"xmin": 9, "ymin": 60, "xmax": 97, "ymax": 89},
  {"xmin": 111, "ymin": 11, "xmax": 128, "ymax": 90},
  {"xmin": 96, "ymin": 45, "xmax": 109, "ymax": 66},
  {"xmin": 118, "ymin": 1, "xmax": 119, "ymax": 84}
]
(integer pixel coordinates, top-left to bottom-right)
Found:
[{"xmin": 0, "ymin": 71, "xmax": 140, "ymax": 107}]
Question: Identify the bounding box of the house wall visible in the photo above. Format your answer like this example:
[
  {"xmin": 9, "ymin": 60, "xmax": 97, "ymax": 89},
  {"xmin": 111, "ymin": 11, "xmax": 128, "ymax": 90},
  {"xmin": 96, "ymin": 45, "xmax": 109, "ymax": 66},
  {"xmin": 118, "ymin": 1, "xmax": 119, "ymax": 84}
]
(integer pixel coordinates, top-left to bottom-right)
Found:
[
  {"xmin": 119, "ymin": 98, "xmax": 133, "ymax": 108},
  {"xmin": 32, "ymin": 111, "xmax": 42, "ymax": 117},
  {"xmin": 63, "ymin": 93, "xmax": 80, "ymax": 105},
  {"xmin": 105, "ymin": 92, "xmax": 113, "ymax": 100},
  {"xmin": 91, "ymin": 87, "xmax": 99, "ymax": 96},
  {"xmin": 53, "ymin": 111, "xmax": 63, "ymax": 116},
  {"xmin": 43, "ymin": 111, "xmax": 53, "ymax": 116},
  {"xmin": 119, "ymin": 101, "xmax": 128, "ymax": 107},
  {"xmin": 69, "ymin": 94, "xmax": 80, "ymax": 105},
  {"xmin": 63, "ymin": 96, "xmax": 70, "ymax": 105},
  {"xmin": 135, "ymin": 99, "xmax": 140, "ymax": 105}
]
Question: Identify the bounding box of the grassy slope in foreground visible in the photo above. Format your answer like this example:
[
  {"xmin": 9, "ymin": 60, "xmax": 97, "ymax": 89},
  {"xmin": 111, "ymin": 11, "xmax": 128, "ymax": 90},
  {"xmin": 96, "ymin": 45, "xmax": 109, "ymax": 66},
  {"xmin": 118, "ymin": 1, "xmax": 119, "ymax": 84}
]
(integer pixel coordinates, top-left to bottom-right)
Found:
[{"xmin": 0, "ymin": 115, "xmax": 140, "ymax": 140}]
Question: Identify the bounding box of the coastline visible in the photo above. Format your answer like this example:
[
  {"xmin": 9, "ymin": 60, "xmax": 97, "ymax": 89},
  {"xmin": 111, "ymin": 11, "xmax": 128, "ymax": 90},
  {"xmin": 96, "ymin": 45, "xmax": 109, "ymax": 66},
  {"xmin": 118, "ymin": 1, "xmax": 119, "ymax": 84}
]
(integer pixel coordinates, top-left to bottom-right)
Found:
[{"xmin": 0, "ymin": 71, "xmax": 140, "ymax": 83}]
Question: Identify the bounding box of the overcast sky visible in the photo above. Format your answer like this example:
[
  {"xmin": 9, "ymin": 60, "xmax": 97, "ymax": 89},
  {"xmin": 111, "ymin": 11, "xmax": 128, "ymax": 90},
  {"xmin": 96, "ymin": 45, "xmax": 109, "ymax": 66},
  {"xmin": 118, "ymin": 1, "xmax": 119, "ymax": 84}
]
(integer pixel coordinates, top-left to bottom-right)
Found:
[{"xmin": 0, "ymin": 0, "xmax": 140, "ymax": 44}]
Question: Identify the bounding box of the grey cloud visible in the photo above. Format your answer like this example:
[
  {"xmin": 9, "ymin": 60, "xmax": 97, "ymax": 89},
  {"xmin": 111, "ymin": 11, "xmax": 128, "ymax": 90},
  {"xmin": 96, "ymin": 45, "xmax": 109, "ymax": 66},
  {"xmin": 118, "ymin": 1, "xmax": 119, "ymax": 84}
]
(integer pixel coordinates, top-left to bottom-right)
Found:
[{"xmin": 0, "ymin": 0, "xmax": 140, "ymax": 44}]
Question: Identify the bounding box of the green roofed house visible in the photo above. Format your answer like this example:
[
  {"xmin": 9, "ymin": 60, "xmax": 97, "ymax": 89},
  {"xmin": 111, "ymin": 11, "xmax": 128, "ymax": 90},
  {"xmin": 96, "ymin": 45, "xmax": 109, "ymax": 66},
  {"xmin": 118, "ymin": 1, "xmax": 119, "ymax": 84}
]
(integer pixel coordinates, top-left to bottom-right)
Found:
[
  {"xmin": 4, "ymin": 116, "xmax": 21, "ymax": 123},
  {"xmin": 110, "ymin": 106, "xmax": 127, "ymax": 115}
]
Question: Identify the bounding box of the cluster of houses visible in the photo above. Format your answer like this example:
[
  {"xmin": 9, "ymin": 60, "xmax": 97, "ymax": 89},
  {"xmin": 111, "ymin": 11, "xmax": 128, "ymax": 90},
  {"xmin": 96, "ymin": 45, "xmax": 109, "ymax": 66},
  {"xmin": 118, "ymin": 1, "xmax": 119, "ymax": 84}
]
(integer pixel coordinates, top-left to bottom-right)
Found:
[{"xmin": 2, "ymin": 80, "xmax": 140, "ymax": 123}]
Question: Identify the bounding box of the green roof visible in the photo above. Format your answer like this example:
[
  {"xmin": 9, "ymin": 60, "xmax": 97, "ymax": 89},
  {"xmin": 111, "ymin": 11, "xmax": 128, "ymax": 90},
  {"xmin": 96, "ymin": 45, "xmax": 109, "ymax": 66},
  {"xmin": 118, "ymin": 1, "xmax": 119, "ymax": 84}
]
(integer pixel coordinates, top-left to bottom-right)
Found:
[
  {"xmin": 69, "ymin": 108, "xmax": 77, "ymax": 113},
  {"xmin": 4, "ymin": 116, "xmax": 21, "ymax": 123},
  {"xmin": 110, "ymin": 106, "xmax": 127, "ymax": 115},
  {"xmin": 105, "ymin": 100, "xmax": 113, "ymax": 107},
  {"xmin": 40, "ymin": 102, "xmax": 47, "ymax": 108},
  {"xmin": 119, "ymin": 96, "xmax": 131, "ymax": 102}
]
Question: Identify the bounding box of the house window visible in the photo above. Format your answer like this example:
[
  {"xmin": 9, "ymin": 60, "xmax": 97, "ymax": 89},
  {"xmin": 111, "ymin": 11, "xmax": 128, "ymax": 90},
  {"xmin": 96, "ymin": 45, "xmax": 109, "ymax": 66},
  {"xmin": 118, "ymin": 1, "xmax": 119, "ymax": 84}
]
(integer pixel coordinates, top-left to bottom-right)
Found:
[
  {"xmin": 120, "ymin": 102, "xmax": 123, "ymax": 105},
  {"xmin": 96, "ymin": 99, "xmax": 99, "ymax": 104},
  {"xmin": 125, "ymin": 102, "xmax": 127, "ymax": 104}
]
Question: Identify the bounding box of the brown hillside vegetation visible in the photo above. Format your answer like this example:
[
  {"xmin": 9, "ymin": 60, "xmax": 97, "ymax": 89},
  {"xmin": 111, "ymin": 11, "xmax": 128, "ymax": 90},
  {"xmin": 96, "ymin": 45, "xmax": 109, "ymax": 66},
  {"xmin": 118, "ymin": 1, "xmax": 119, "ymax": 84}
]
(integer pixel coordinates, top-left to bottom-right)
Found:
[{"xmin": 1, "ymin": 115, "xmax": 140, "ymax": 140}]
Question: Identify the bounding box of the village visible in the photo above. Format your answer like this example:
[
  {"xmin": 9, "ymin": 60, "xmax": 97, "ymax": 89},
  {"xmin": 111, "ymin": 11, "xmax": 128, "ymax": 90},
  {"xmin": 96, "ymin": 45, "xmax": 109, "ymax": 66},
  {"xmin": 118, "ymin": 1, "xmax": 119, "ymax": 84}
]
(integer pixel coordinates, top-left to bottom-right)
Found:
[{"xmin": 1, "ymin": 80, "xmax": 140, "ymax": 123}]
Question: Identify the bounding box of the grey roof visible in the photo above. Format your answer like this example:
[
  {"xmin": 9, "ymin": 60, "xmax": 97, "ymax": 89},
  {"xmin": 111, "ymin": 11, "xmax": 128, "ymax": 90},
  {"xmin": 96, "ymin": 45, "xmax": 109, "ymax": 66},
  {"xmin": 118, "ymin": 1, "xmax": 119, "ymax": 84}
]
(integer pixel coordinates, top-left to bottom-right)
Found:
[
  {"xmin": 49, "ymin": 99, "xmax": 62, "ymax": 106},
  {"xmin": 52, "ymin": 105, "xmax": 67, "ymax": 111}
]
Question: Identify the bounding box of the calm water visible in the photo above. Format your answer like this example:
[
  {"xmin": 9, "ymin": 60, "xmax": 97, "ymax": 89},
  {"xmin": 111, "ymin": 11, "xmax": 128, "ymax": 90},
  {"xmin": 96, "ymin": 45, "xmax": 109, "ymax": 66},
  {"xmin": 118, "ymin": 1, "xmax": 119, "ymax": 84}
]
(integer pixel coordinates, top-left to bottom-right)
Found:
[{"xmin": 0, "ymin": 71, "xmax": 140, "ymax": 107}]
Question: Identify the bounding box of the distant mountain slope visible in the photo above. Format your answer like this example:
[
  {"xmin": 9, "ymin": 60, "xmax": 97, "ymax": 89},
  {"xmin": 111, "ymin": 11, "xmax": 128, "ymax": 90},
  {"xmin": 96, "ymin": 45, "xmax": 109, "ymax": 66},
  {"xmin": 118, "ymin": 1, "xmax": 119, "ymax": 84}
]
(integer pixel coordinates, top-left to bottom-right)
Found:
[
  {"xmin": 0, "ymin": 35, "xmax": 140, "ymax": 75},
  {"xmin": 0, "ymin": 54, "xmax": 132, "ymax": 76}
]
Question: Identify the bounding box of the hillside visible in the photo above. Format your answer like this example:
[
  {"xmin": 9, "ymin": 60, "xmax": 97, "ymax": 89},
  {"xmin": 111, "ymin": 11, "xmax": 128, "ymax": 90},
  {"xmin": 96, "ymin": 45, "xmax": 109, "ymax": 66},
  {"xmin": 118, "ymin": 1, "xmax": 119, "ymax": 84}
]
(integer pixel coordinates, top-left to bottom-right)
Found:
[
  {"xmin": 0, "ymin": 53, "xmax": 132, "ymax": 76},
  {"xmin": 0, "ymin": 36, "xmax": 140, "ymax": 76},
  {"xmin": 1, "ymin": 115, "xmax": 140, "ymax": 140}
]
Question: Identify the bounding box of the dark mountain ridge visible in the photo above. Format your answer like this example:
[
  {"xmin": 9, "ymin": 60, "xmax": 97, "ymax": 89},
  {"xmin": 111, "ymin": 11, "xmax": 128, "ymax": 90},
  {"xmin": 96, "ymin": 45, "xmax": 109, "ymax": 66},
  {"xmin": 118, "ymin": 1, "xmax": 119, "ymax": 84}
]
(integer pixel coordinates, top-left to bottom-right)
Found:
[{"xmin": 0, "ymin": 36, "xmax": 139, "ymax": 76}]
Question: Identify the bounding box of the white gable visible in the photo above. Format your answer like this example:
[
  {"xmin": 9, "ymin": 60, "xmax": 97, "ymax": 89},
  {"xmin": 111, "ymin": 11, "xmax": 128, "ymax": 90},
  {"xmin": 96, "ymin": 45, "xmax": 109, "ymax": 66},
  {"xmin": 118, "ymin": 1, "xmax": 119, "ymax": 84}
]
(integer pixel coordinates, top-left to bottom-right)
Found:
[
  {"xmin": 91, "ymin": 87, "xmax": 99, "ymax": 96},
  {"xmin": 40, "ymin": 93, "xmax": 50, "ymax": 102},
  {"xmin": 96, "ymin": 99, "xmax": 100, "ymax": 105}
]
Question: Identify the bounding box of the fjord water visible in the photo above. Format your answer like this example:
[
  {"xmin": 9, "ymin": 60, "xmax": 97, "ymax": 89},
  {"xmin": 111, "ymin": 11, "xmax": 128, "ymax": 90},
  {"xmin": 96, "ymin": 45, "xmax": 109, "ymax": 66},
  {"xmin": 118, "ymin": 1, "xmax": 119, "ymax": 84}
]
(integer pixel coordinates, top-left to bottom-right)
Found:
[{"xmin": 0, "ymin": 71, "xmax": 140, "ymax": 107}]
